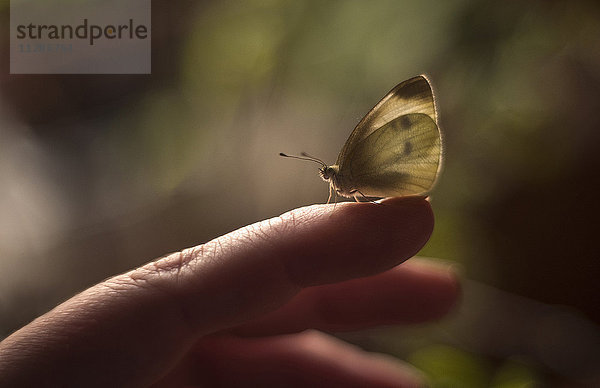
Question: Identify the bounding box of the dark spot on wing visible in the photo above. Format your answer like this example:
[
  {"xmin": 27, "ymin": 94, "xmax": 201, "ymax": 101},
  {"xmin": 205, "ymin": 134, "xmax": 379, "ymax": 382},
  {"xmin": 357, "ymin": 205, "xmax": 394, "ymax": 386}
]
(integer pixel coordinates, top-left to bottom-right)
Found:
[
  {"xmin": 400, "ymin": 115, "xmax": 411, "ymax": 129},
  {"xmin": 404, "ymin": 141, "xmax": 413, "ymax": 155}
]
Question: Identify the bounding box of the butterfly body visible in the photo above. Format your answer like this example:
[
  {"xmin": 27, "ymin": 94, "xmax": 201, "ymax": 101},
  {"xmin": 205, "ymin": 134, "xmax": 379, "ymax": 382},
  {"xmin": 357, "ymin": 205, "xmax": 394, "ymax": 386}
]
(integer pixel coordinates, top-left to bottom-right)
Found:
[{"xmin": 281, "ymin": 75, "xmax": 442, "ymax": 202}]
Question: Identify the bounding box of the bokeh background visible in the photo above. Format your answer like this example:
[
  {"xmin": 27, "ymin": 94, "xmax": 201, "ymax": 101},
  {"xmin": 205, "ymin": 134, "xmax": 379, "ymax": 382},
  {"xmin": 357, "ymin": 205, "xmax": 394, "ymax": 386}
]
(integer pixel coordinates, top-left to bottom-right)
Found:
[{"xmin": 2, "ymin": 0, "xmax": 600, "ymax": 386}]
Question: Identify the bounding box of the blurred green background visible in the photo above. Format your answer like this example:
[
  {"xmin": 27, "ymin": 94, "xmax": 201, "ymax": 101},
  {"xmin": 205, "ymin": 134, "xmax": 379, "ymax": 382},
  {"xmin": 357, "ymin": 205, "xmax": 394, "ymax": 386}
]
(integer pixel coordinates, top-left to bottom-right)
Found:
[{"xmin": 1, "ymin": 0, "xmax": 600, "ymax": 386}]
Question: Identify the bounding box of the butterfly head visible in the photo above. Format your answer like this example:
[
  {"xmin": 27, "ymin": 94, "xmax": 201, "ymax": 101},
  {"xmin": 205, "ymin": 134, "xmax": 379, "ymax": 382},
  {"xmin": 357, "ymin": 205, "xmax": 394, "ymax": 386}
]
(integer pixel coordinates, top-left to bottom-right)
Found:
[{"xmin": 318, "ymin": 165, "xmax": 338, "ymax": 182}]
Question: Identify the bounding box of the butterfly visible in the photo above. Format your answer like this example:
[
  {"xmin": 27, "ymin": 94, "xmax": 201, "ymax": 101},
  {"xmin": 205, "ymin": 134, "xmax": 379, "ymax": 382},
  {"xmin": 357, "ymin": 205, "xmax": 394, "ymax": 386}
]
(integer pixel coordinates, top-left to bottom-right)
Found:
[{"xmin": 280, "ymin": 75, "xmax": 442, "ymax": 203}]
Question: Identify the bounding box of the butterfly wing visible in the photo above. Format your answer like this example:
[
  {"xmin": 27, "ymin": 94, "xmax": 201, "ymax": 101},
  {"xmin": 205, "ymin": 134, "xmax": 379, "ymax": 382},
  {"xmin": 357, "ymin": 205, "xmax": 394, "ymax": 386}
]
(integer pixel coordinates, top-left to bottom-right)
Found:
[
  {"xmin": 336, "ymin": 75, "xmax": 437, "ymax": 166},
  {"xmin": 338, "ymin": 113, "xmax": 442, "ymax": 197}
]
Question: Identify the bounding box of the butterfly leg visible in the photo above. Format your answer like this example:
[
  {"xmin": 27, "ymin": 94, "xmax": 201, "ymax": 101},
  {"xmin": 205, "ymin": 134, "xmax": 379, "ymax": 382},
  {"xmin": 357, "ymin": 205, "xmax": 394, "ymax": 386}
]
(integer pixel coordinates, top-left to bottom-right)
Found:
[
  {"xmin": 356, "ymin": 190, "xmax": 380, "ymax": 205},
  {"xmin": 327, "ymin": 184, "xmax": 333, "ymax": 204},
  {"xmin": 350, "ymin": 190, "xmax": 368, "ymax": 203}
]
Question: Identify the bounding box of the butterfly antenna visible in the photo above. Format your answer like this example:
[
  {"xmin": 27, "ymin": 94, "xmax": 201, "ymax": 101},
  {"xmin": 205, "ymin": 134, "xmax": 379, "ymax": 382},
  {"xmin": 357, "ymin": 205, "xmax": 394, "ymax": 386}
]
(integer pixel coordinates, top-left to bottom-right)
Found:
[
  {"xmin": 279, "ymin": 152, "xmax": 327, "ymax": 167},
  {"xmin": 299, "ymin": 152, "xmax": 327, "ymax": 166}
]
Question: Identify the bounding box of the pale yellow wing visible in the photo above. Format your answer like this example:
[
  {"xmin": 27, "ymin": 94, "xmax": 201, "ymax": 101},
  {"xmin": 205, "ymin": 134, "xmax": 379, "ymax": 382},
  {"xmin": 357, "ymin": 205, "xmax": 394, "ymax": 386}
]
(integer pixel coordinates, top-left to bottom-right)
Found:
[
  {"xmin": 336, "ymin": 75, "xmax": 437, "ymax": 166},
  {"xmin": 338, "ymin": 113, "xmax": 441, "ymax": 197}
]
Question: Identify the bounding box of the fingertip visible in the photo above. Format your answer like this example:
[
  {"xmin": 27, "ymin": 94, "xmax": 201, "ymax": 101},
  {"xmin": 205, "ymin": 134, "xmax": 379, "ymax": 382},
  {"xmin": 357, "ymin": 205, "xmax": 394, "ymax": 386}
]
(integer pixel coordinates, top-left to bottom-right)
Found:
[
  {"xmin": 405, "ymin": 258, "xmax": 463, "ymax": 320},
  {"xmin": 318, "ymin": 196, "xmax": 437, "ymax": 262},
  {"xmin": 439, "ymin": 264, "xmax": 463, "ymax": 316},
  {"xmin": 379, "ymin": 196, "xmax": 435, "ymax": 255},
  {"xmin": 290, "ymin": 196, "xmax": 434, "ymax": 284}
]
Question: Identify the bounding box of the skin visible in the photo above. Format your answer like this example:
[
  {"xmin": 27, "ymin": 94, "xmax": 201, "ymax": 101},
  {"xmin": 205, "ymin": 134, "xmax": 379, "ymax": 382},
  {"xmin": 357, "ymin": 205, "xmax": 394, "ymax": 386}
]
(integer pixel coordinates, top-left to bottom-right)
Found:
[{"xmin": 0, "ymin": 197, "xmax": 460, "ymax": 387}]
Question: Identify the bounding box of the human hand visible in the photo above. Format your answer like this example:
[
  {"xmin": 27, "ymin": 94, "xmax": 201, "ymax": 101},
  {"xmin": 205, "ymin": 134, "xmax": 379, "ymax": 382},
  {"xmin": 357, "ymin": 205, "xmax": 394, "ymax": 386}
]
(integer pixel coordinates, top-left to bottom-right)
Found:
[{"xmin": 0, "ymin": 197, "xmax": 459, "ymax": 387}]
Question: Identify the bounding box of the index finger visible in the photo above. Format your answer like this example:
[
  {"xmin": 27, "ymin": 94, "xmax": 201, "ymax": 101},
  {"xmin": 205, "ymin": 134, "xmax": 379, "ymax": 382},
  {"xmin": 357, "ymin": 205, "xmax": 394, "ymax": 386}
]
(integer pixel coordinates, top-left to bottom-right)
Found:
[
  {"xmin": 0, "ymin": 197, "xmax": 433, "ymax": 387},
  {"xmin": 151, "ymin": 196, "xmax": 434, "ymax": 333}
]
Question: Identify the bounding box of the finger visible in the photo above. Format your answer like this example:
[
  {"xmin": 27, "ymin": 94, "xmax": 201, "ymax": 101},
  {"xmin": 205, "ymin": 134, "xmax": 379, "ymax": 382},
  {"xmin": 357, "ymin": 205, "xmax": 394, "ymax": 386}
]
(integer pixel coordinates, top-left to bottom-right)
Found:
[
  {"xmin": 129, "ymin": 196, "xmax": 433, "ymax": 334},
  {"xmin": 187, "ymin": 331, "xmax": 425, "ymax": 388},
  {"xmin": 231, "ymin": 258, "xmax": 460, "ymax": 336},
  {"xmin": 0, "ymin": 197, "xmax": 433, "ymax": 387}
]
